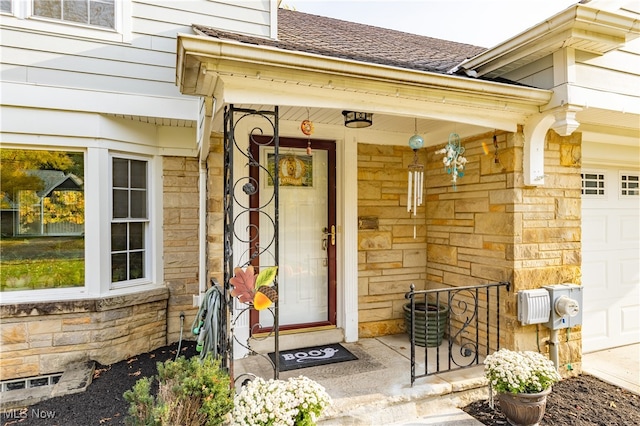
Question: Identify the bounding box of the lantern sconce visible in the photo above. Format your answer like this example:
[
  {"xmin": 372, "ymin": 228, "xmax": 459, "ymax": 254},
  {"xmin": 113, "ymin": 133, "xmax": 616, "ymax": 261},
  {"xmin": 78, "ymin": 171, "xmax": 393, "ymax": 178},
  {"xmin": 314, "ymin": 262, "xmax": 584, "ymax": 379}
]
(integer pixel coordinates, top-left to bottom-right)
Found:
[{"xmin": 342, "ymin": 110, "xmax": 373, "ymax": 128}]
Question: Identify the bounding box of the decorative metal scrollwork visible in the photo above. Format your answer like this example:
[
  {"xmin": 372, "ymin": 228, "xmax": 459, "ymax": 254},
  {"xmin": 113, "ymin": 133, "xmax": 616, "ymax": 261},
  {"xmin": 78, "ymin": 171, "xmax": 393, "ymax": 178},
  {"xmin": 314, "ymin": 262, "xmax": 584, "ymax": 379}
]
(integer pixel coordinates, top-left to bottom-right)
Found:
[{"xmin": 223, "ymin": 105, "xmax": 281, "ymax": 380}]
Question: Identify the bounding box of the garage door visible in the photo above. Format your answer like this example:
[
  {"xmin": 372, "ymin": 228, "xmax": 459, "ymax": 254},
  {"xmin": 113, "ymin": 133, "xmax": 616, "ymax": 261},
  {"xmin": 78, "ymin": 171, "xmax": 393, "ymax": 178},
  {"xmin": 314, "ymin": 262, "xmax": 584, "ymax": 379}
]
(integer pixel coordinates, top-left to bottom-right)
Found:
[{"xmin": 581, "ymin": 167, "xmax": 640, "ymax": 353}]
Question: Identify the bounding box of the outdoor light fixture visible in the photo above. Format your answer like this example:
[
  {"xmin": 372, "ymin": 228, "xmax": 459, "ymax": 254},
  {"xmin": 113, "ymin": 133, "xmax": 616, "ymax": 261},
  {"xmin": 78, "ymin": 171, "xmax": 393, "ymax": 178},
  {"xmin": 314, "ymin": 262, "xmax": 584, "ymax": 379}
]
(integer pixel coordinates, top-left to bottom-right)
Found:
[{"xmin": 342, "ymin": 111, "xmax": 373, "ymax": 128}]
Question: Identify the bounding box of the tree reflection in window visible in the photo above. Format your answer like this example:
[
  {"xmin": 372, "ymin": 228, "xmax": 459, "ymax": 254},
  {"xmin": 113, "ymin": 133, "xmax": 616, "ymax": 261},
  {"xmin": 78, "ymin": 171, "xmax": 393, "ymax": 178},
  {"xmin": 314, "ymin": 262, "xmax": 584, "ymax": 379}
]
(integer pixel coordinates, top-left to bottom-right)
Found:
[{"xmin": 0, "ymin": 149, "xmax": 85, "ymax": 291}]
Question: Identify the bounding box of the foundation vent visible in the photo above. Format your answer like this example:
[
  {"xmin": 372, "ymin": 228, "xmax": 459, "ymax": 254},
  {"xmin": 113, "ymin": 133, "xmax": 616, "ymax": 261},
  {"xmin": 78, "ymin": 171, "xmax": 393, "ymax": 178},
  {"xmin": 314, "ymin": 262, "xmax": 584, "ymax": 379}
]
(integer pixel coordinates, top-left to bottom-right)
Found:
[{"xmin": 0, "ymin": 373, "xmax": 62, "ymax": 392}]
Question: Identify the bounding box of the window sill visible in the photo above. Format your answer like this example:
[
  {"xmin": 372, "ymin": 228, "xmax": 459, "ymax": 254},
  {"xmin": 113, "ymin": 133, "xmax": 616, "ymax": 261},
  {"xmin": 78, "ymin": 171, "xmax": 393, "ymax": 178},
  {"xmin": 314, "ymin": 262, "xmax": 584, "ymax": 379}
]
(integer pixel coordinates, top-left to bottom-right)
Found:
[{"xmin": 0, "ymin": 287, "xmax": 168, "ymax": 318}]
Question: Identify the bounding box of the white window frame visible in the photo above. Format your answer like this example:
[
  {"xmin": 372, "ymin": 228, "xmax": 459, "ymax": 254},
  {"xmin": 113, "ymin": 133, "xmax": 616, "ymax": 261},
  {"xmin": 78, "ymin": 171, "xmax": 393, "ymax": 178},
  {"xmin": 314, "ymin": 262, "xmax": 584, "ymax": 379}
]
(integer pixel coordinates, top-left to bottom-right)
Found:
[
  {"xmin": 619, "ymin": 171, "xmax": 640, "ymax": 198},
  {"xmin": 0, "ymin": 144, "xmax": 162, "ymax": 303},
  {"xmin": 109, "ymin": 153, "xmax": 152, "ymax": 290},
  {"xmin": 1, "ymin": 0, "xmax": 131, "ymax": 43},
  {"xmin": 581, "ymin": 169, "xmax": 607, "ymax": 199}
]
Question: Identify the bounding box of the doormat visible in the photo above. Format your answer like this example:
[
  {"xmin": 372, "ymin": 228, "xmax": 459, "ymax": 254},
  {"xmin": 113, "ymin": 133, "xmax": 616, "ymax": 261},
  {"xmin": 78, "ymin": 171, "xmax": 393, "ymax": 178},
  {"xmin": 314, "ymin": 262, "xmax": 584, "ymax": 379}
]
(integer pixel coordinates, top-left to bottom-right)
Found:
[{"xmin": 268, "ymin": 343, "xmax": 358, "ymax": 372}]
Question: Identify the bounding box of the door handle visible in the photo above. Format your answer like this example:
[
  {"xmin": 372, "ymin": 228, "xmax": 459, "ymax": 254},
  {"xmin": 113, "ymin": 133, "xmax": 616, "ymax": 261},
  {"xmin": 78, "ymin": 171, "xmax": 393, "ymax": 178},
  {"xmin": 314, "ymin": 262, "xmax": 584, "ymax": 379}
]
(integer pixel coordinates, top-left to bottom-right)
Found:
[{"xmin": 322, "ymin": 225, "xmax": 336, "ymax": 246}]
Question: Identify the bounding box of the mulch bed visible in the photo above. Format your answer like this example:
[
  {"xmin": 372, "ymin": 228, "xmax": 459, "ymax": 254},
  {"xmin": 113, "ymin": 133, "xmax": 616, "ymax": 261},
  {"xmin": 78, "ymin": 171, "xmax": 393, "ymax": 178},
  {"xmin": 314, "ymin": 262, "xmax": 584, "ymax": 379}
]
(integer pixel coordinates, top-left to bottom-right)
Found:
[
  {"xmin": 4, "ymin": 341, "xmax": 197, "ymax": 425},
  {"xmin": 463, "ymin": 374, "xmax": 640, "ymax": 425},
  {"xmin": 5, "ymin": 340, "xmax": 639, "ymax": 425}
]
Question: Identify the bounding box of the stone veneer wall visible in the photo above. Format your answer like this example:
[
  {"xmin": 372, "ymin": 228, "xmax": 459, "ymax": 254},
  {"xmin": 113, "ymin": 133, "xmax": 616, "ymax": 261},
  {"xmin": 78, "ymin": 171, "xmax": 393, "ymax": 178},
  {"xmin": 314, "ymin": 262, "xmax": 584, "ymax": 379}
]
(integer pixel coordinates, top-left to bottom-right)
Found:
[
  {"xmin": 205, "ymin": 135, "xmax": 225, "ymax": 289},
  {"xmin": 357, "ymin": 144, "xmax": 428, "ymax": 337},
  {"xmin": 0, "ymin": 289, "xmax": 169, "ymax": 381},
  {"xmin": 163, "ymin": 156, "xmax": 201, "ymax": 343},
  {"xmin": 358, "ymin": 128, "xmax": 582, "ymax": 375}
]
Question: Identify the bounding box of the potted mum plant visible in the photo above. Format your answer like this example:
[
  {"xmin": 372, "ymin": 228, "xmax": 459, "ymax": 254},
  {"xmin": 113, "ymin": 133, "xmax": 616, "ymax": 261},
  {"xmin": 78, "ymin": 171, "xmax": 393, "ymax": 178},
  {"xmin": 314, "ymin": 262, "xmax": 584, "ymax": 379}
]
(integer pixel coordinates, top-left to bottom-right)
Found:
[
  {"xmin": 484, "ymin": 348, "xmax": 561, "ymax": 426},
  {"xmin": 231, "ymin": 375, "xmax": 332, "ymax": 426}
]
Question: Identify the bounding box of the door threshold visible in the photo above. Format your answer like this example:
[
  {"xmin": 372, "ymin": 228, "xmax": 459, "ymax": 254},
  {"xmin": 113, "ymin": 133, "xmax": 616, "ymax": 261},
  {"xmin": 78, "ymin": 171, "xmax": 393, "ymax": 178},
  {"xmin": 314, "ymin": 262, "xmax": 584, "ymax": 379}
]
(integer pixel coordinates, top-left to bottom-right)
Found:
[
  {"xmin": 252, "ymin": 324, "xmax": 336, "ymax": 338},
  {"xmin": 248, "ymin": 327, "xmax": 344, "ymax": 354}
]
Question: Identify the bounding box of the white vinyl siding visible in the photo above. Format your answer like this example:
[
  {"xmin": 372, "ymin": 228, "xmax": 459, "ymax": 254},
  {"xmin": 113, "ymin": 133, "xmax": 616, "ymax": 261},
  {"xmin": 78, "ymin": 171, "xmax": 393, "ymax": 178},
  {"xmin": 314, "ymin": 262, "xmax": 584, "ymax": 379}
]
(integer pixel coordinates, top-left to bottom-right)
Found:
[
  {"xmin": 501, "ymin": 55, "xmax": 554, "ymax": 89},
  {"xmin": 0, "ymin": 0, "xmax": 272, "ymax": 108}
]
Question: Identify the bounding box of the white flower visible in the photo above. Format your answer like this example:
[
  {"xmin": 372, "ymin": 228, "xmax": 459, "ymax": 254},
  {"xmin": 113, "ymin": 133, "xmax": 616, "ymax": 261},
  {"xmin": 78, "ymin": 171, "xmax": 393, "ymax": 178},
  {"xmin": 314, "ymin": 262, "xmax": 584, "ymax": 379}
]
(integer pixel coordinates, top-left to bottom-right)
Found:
[
  {"xmin": 484, "ymin": 348, "xmax": 561, "ymax": 394},
  {"xmin": 231, "ymin": 376, "xmax": 332, "ymax": 426}
]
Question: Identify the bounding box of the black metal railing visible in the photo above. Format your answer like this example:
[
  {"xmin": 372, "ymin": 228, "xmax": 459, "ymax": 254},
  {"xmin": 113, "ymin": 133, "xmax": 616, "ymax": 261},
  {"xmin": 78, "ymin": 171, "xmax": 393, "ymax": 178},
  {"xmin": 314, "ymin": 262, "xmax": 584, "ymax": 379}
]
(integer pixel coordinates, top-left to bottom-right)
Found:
[{"xmin": 405, "ymin": 281, "xmax": 510, "ymax": 386}]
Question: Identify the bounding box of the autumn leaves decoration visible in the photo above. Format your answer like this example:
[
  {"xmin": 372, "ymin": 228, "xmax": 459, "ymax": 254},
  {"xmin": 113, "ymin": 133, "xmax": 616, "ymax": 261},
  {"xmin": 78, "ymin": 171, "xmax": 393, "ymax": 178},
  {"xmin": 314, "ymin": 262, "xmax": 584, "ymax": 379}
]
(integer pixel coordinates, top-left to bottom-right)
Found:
[{"xmin": 230, "ymin": 265, "xmax": 278, "ymax": 310}]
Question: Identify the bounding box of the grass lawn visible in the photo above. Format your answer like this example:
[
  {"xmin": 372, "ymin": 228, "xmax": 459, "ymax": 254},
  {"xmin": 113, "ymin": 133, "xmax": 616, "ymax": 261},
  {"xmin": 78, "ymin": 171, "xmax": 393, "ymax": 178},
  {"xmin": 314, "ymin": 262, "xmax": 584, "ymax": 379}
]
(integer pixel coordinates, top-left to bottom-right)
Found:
[{"xmin": 0, "ymin": 236, "xmax": 84, "ymax": 291}]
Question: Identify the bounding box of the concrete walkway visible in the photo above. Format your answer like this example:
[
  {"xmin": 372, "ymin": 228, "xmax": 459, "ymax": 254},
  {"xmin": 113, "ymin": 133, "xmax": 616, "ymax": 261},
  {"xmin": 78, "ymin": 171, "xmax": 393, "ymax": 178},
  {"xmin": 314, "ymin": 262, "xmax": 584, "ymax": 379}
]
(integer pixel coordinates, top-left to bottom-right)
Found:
[{"xmin": 582, "ymin": 343, "xmax": 640, "ymax": 395}]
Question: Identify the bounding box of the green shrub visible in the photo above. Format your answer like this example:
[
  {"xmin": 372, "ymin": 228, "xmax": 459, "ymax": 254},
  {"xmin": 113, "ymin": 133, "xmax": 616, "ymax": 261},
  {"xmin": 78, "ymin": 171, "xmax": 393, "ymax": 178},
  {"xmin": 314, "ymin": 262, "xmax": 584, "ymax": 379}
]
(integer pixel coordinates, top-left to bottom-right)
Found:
[{"xmin": 124, "ymin": 355, "xmax": 233, "ymax": 426}]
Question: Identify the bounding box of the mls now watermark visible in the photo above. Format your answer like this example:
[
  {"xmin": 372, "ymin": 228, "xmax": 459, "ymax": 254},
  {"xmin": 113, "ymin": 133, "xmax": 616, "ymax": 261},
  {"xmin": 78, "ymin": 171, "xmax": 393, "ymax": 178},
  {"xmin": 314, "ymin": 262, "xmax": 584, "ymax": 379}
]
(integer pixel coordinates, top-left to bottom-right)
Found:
[{"xmin": 2, "ymin": 408, "xmax": 56, "ymax": 420}]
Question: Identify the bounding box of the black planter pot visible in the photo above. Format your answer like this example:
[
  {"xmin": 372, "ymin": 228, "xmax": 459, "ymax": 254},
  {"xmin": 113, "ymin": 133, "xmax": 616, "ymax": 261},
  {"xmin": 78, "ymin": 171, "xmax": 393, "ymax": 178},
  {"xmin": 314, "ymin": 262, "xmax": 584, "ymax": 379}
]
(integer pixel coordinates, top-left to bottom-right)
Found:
[{"xmin": 403, "ymin": 302, "xmax": 449, "ymax": 347}]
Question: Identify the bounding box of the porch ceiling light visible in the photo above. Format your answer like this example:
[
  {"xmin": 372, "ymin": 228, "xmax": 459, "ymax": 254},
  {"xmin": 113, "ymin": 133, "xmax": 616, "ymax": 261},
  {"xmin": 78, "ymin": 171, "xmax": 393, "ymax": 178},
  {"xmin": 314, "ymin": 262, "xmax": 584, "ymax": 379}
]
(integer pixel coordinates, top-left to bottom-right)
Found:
[{"xmin": 342, "ymin": 110, "xmax": 373, "ymax": 128}]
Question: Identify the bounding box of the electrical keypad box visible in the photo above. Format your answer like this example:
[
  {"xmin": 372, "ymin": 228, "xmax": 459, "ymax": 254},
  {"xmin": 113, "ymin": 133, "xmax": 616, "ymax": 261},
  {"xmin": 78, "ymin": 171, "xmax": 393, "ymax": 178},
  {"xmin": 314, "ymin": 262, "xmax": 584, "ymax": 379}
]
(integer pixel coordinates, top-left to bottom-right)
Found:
[{"xmin": 543, "ymin": 284, "xmax": 583, "ymax": 330}]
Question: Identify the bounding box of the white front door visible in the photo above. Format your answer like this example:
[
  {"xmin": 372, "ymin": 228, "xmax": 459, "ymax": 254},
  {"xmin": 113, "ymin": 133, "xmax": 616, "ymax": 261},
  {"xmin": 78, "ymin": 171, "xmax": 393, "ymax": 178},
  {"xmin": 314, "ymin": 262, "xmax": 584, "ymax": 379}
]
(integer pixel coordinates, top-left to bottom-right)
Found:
[
  {"xmin": 582, "ymin": 166, "xmax": 640, "ymax": 352},
  {"xmin": 254, "ymin": 137, "xmax": 337, "ymax": 331}
]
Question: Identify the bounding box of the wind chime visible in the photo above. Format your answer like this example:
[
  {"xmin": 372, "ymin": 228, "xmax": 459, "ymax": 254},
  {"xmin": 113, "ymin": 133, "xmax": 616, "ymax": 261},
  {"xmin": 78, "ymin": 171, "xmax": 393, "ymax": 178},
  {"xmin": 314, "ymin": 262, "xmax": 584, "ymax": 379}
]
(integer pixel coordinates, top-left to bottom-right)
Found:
[
  {"xmin": 407, "ymin": 119, "xmax": 424, "ymax": 239},
  {"xmin": 435, "ymin": 132, "xmax": 467, "ymax": 190}
]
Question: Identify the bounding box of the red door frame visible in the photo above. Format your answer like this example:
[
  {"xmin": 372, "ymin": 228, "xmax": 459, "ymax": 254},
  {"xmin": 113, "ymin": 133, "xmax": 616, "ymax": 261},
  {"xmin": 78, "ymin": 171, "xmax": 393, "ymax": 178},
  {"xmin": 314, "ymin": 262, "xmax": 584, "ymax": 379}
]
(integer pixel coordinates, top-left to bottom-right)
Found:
[{"xmin": 249, "ymin": 136, "xmax": 337, "ymax": 333}]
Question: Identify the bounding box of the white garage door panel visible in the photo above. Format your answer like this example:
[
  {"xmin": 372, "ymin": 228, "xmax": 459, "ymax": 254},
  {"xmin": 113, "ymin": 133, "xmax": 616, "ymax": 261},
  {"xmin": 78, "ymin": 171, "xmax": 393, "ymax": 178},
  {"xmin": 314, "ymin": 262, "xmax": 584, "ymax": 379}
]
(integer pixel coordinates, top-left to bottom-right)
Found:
[
  {"xmin": 583, "ymin": 307, "xmax": 608, "ymax": 338},
  {"xmin": 581, "ymin": 258, "xmax": 607, "ymax": 291},
  {"xmin": 621, "ymin": 305, "xmax": 640, "ymax": 337},
  {"xmin": 621, "ymin": 258, "xmax": 640, "ymax": 285},
  {"xmin": 621, "ymin": 218, "xmax": 639, "ymax": 243},
  {"xmin": 583, "ymin": 215, "xmax": 607, "ymax": 242},
  {"xmin": 582, "ymin": 166, "xmax": 640, "ymax": 353}
]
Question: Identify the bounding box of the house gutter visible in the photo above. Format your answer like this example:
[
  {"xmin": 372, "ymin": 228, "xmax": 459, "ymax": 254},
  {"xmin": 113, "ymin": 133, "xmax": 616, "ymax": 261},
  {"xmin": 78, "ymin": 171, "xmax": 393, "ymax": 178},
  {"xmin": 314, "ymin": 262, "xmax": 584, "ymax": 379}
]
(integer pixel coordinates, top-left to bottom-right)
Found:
[{"xmin": 176, "ymin": 34, "xmax": 553, "ymax": 109}]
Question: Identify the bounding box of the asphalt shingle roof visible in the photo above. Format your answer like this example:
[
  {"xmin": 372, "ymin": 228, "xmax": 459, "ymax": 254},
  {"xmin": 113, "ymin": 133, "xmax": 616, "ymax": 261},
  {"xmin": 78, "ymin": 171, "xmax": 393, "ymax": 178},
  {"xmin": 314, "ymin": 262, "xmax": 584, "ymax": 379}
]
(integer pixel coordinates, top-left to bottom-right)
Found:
[{"xmin": 194, "ymin": 8, "xmax": 487, "ymax": 75}]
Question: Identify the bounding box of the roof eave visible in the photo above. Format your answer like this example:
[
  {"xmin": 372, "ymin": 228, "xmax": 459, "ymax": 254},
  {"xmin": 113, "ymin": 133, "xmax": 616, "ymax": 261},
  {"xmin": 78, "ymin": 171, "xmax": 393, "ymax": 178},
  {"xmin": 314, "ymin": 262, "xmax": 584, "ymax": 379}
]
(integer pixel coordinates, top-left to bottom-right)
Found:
[
  {"xmin": 176, "ymin": 33, "xmax": 552, "ymax": 108},
  {"xmin": 456, "ymin": 4, "xmax": 640, "ymax": 78}
]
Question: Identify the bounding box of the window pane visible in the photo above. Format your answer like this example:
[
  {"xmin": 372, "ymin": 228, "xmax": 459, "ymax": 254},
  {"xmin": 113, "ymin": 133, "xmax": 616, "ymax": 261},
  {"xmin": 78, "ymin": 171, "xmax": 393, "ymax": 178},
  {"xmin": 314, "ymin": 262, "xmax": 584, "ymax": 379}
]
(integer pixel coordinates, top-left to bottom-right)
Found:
[
  {"xmin": 90, "ymin": 0, "xmax": 114, "ymax": 28},
  {"xmin": 64, "ymin": 0, "xmax": 88, "ymax": 24},
  {"xmin": 112, "ymin": 189, "xmax": 128, "ymax": 218},
  {"xmin": 1, "ymin": 149, "xmax": 85, "ymax": 291},
  {"xmin": 113, "ymin": 158, "xmax": 128, "ymax": 188},
  {"xmin": 1, "ymin": 0, "xmax": 12, "ymax": 13},
  {"xmin": 110, "ymin": 156, "xmax": 148, "ymax": 285},
  {"xmin": 34, "ymin": 0, "xmax": 62, "ymax": 19},
  {"xmin": 130, "ymin": 189, "xmax": 147, "ymax": 218},
  {"xmin": 112, "ymin": 253, "xmax": 127, "ymax": 282},
  {"xmin": 33, "ymin": 0, "xmax": 114, "ymax": 29},
  {"xmin": 129, "ymin": 251, "xmax": 144, "ymax": 280},
  {"xmin": 130, "ymin": 160, "xmax": 147, "ymax": 189},
  {"xmin": 111, "ymin": 223, "xmax": 127, "ymax": 251},
  {"xmin": 129, "ymin": 222, "xmax": 144, "ymax": 250}
]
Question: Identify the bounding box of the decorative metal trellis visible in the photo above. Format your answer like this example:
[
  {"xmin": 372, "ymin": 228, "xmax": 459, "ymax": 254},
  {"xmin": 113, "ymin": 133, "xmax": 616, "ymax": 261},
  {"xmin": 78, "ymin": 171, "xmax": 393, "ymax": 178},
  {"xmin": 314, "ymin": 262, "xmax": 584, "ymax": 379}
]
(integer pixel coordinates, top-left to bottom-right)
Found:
[{"xmin": 220, "ymin": 105, "xmax": 281, "ymax": 383}]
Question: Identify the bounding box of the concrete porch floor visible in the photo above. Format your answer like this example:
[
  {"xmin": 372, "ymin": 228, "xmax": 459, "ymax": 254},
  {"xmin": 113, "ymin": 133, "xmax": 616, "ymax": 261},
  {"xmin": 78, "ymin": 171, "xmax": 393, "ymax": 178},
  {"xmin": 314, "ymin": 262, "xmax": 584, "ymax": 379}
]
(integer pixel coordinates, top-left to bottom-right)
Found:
[{"xmin": 233, "ymin": 334, "xmax": 488, "ymax": 425}]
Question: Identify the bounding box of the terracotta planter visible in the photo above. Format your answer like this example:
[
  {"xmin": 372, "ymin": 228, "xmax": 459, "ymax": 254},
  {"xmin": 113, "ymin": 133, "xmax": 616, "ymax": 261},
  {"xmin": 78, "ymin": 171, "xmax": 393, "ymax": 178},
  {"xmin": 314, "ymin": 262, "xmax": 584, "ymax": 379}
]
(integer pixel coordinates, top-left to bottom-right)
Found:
[
  {"xmin": 498, "ymin": 387, "xmax": 551, "ymax": 426},
  {"xmin": 403, "ymin": 302, "xmax": 449, "ymax": 347}
]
